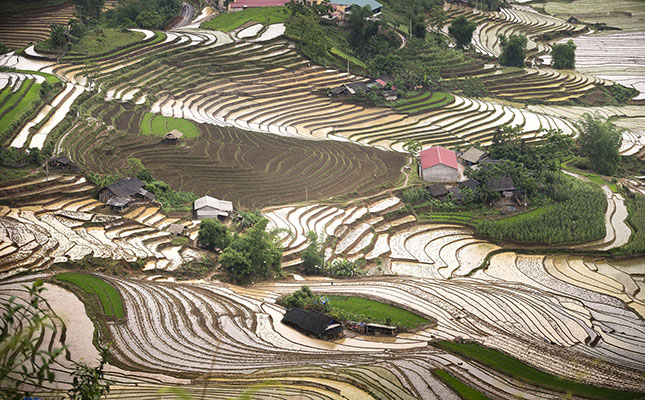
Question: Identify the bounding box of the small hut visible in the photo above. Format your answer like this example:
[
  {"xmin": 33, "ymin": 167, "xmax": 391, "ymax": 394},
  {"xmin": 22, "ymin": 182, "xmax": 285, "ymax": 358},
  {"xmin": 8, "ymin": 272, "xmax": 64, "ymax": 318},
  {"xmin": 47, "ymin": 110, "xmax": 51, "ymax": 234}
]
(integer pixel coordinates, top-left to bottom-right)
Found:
[
  {"xmin": 164, "ymin": 129, "xmax": 184, "ymax": 143},
  {"xmin": 167, "ymin": 223, "xmax": 188, "ymax": 237}
]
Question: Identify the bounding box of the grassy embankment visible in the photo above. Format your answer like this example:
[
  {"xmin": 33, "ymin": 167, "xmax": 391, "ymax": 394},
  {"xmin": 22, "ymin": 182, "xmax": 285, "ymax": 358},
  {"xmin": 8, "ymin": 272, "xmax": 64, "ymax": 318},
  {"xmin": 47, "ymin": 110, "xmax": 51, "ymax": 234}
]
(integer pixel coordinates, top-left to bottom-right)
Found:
[
  {"xmin": 201, "ymin": 7, "xmax": 290, "ymax": 32},
  {"xmin": 140, "ymin": 113, "xmax": 200, "ymax": 138},
  {"xmin": 326, "ymin": 295, "xmax": 429, "ymax": 328},
  {"xmin": 431, "ymin": 369, "xmax": 491, "ymax": 400},
  {"xmin": 435, "ymin": 341, "xmax": 644, "ymax": 400},
  {"xmin": 55, "ymin": 272, "xmax": 124, "ymax": 318}
]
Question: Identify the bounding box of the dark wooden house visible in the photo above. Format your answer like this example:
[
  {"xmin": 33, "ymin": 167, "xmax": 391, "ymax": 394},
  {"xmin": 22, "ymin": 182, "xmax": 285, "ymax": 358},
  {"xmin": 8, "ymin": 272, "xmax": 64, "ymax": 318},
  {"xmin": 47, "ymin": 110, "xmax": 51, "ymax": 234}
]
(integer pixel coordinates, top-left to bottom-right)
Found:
[
  {"xmin": 282, "ymin": 308, "xmax": 344, "ymax": 339},
  {"xmin": 98, "ymin": 178, "xmax": 156, "ymax": 204}
]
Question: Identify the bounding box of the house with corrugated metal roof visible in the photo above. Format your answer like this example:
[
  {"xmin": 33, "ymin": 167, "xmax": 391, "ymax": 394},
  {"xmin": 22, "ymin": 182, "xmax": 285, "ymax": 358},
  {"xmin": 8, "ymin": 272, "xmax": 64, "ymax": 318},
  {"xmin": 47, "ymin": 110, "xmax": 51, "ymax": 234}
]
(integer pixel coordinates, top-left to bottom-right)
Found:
[
  {"xmin": 194, "ymin": 195, "xmax": 234, "ymax": 219},
  {"xmin": 418, "ymin": 146, "xmax": 459, "ymax": 183}
]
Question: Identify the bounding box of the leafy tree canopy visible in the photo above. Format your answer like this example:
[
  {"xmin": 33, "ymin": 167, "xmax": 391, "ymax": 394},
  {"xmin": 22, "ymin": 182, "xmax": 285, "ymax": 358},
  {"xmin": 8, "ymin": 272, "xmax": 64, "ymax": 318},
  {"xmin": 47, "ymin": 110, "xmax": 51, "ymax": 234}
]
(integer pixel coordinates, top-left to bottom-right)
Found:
[
  {"xmin": 301, "ymin": 231, "xmax": 324, "ymax": 275},
  {"xmin": 198, "ymin": 219, "xmax": 233, "ymax": 252},
  {"xmin": 551, "ymin": 39, "xmax": 576, "ymax": 69},
  {"xmin": 448, "ymin": 16, "xmax": 476, "ymax": 49},
  {"xmin": 577, "ymin": 113, "xmax": 623, "ymax": 176},
  {"xmin": 498, "ymin": 34, "xmax": 527, "ymax": 67}
]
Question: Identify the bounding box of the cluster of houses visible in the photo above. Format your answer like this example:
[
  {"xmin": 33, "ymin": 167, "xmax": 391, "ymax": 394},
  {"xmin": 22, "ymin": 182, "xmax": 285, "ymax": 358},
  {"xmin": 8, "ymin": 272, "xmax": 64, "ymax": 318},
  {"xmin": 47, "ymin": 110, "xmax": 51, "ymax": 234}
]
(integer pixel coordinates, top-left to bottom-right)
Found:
[
  {"xmin": 418, "ymin": 145, "xmax": 524, "ymax": 206},
  {"xmin": 329, "ymin": 75, "xmax": 399, "ymax": 101},
  {"xmin": 227, "ymin": 0, "xmax": 382, "ymax": 20}
]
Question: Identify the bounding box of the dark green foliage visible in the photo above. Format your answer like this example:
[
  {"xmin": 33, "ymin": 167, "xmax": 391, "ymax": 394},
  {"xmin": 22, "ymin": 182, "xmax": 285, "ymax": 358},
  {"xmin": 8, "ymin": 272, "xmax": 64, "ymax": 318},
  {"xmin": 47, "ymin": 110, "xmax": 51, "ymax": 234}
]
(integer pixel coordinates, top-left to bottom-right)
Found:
[
  {"xmin": 323, "ymin": 258, "xmax": 365, "ymax": 278},
  {"xmin": 88, "ymin": 172, "xmax": 120, "ymax": 188},
  {"xmin": 105, "ymin": 0, "xmax": 182, "ymax": 30},
  {"xmin": 551, "ymin": 39, "xmax": 575, "ymax": 69},
  {"xmin": 279, "ymin": 285, "xmax": 329, "ymax": 312},
  {"xmin": 401, "ymin": 186, "xmax": 428, "ymax": 203},
  {"xmin": 235, "ymin": 210, "xmax": 263, "ymax": 231},
  {"xmin": 456, "ymin": 77, "xmax": 488, "ymax": 98},
  {"xmin": 326, "ymin": 295, "xmax": 429, "ymax": 328},
  {"xmin": 348, "ymin": 5, "xmax": 381, "ymax": 57},
  {"xmin": 477, "ymin": 176, "xmax": 606, "ymax": 245},
  {"xmin": 608, "ymin": 84, "xmax": 639, "ymax": 104},
  {"xmin": 367, "ymin": 53, "xmax": 403, "ymax": 77},
  {"xmin": 49, "ymin": 23, "xmax": 68, "ymax": 47},
  {"xmin": 1, "ymin": 281, "xmax": 65, "ymax": 400},
  {"xmin": 411, "ymin": 15, "xmax": 427, "ymax": 39},
  {"xmin": 145, "ymin": 180, "xmax": 197, "ymax": 211},
  {"xmin": 402, "ymin": 138, "xmax": 422, "ymax": 157},
  {"xmin": 0, "ymin": 147, "xmax": 48, "ymax": 167},
  {"xmin": 614, "ymin": 192, "xmax": 645, "ymax": 255},
  {"xmin": 301, "ymin": 231, "xmax": 324, "ymax": 275},
  {"xmin": 578, "ymin": 113, "xmax": 622, "ymax": 176},
  {"xmin": 284, "ymin": 14, "xmax": 330, "ymax": 63},
  {"xmin": 135, "ymin": 9, "xmax": 164, "ymax": 30},
  {"xmin": 0, "ymin": 43, "xmax": 9, "ymax": 55},
  {"xmin": 435, "ymin": 341, "xmax": 644, "ymax": 400},
  {"xmin": 448, "ymin": 16, "xmax": 476, "ymax": 49},
  {"xmin": 498, "ymin": 34, "xmax": 527, "ymax": 67},
  {"xmin": 219, "ymin": 218, "xmax": 282, "ymax": 284},
  {"xmin": 198, "ymin": 219, "xmax": 233, "ymax": 252}
]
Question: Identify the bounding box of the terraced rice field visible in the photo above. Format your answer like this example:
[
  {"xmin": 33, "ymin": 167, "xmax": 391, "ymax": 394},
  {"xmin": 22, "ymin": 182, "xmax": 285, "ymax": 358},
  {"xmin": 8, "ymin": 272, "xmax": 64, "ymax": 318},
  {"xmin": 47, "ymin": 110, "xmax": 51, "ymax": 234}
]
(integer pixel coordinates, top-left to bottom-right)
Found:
[
  {"xmin": 58, "ymin": 102, "xmax": 405, "ymax": 208},
  {"xmin": 0, "ymin": 1, "xmax": 75, "ymax": 49}
]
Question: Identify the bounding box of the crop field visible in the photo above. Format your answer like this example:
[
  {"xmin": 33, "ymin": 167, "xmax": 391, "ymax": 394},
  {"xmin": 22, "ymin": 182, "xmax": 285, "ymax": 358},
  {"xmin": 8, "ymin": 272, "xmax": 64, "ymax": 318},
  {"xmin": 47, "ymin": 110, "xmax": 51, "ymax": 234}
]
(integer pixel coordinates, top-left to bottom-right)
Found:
[
  {"xmin": 55, "ymin": 272, "xmax": 124, "ymax": 318},
  {"xmin": 140, "ymin": 113, "xmax": 200, "ymax": 138},
  {"xmin": 2, "ymin": 1, "xmax": 645, "ymax": 398},
  {"xmin": 326, "ymin": 295, "xmax": 430, "ymax": 328},
  {"xmin": 544, "ymin": 0, "xmax": 645, "ymax": 32},
  {"xmin": 435, "ymin": 341, "xmax": 643, "ymax": 400},
  {"xmin": 59, "ymin": 102, "xmax": 405, "ymax": 208},
  {"xmin": 201, "ymin": 7, "xmax": 290, "ymax": 31}
]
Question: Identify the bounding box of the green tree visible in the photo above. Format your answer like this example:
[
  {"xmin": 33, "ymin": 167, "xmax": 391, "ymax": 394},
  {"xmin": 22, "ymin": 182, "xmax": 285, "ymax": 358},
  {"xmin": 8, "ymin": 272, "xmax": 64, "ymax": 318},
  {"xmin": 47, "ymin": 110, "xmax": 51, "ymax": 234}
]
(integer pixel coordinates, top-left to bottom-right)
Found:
[
  {"xmin": 198, "ymin": 219, "xmax": 232, "ymax": 252},
  {"xmin": 49, "ymin": 23, "xmax": 68, "ymax": 47},
  {"xmin": 0, "ymin": 43, "xmax": 9, "ymax": 54},
  {"xmin": 498, "ymin": 34, "xmax": 528, "ymax": 67},
  {"xmin": 577, "ymin": 113, "xmax": 623, "ymax": 176},
  {"xmin": 284, "ymin": 14, "xmax": 330, "ymax": 63},
  {"xmin": 411, "ymin": 15, "xmax": 427, "ymax": 39},
  {"xmin": 367, "ymin": 54, "xmax": 403, "ymax": 77},
  {"xmin": 551, "ymin": 39, "xmax": 576, "ymax": 69},
  {"xmin": 301, "ymin": 231, "xmax": 324, "ymax": 275},
  {"xmin": 1, "ymin": 281, "xmax": 65, "ymax": 400},
  {"xmin": 403, "ymin": 138, "xmax": 422, "ymax": 158},
  {"xmin": 428, "ymin": 6, "xmax": 448, "ymax": 31},
  {"xmin": 235, "ymin": 210, "xmax": 263, "ymax": 231},
  {"xmin": 348, "ymin": 5, "xmax": 379, "ymax": 54},
  {"xmin": 448, "ymin": 16, "xmax": 476, "ymax": 49},
  {"xmin": 135, "ymin": 9, "xmax": 164, "ymax": 29},
  {"xmin": 219, "ymin": 218, "xmax": 282, "ymax": 284}
]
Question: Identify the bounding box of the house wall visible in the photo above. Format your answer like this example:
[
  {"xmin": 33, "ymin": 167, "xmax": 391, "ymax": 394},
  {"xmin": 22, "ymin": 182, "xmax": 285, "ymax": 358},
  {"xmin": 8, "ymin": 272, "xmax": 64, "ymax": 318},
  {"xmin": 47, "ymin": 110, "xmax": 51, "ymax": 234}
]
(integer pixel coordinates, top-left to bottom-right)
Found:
[
  {"xmin": 195, "ymin": 206, "xmax": 224, "ymax": 219},
  {"xmin": 98, "ymin": 189, "xmax": 113, "ymax": 203},
  {"xmin": 422, "ymin": 164, "xmax": 458, "ymax": 183}
]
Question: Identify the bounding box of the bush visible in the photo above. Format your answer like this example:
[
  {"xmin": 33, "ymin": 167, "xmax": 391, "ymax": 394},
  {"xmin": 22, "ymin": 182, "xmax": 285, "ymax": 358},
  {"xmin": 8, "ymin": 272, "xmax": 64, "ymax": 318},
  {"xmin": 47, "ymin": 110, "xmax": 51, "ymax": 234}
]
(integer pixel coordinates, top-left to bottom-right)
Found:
[
  {"xmin": 498, "ymin": 34, "xmax": 527, "ymax": 67},
  {"xmin": 197, "ymin": 219, "xmax": 232, "ymax": 252},
  {"xmin": 551, "ymin": 40, "xmax": 576, "ymax": 69}
]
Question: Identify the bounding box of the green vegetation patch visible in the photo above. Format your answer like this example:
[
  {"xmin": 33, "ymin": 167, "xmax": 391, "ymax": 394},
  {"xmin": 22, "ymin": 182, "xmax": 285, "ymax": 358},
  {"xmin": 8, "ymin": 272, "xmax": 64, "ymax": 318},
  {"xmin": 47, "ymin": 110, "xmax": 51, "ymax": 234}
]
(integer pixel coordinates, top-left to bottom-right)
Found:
[
  {"xmin": 201, "ymin": 7, "xmax": 290, "ymax": 32},
  {"xmin": 435, "ymin": 341, "xmax": 643, "ymax": 400},
  {"xmin": 55, "ymin": 272, "xmax": 124, "ymax": 318},
  {"xmin": 614, "ymin": 193, "xmax": 645, "ymax": 255},
  {"xmin": 0, "ymin": 81, "xmax": 42, "ymax": 135},
  {"xmin": 431, "ymin": 369, "xmax": 491, "ymax": 400},
  {"xmin": 330, "ymin": 47, "xmax": 367, "ymax": 68},
  {"xmin": 38, "ymin": 28, "xmax": 145, "ymax": 58},
  {"xmin": 140, "ymin": 113, "xmax": 200, "ymax": 138},
  {"xmin": 326, "ymin": 295, "xmax": 429, "ymax": 328}
]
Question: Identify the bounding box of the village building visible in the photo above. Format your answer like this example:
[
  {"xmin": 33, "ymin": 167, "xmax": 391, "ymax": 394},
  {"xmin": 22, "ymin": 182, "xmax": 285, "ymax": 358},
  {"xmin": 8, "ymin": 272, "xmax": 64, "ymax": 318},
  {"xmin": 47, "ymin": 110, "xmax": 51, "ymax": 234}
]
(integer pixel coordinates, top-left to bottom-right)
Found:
[
  {"xmin": 106, "ymin": 196, "xmax": 132, "ymax": 212},
  {"xmin": 229, "ymin": 0, "xmax": 285, "ymax": 11},
  {"xmin": 47, "ymin": 156, "xmax": 77, "ymax": 170},
  {"xmin": 459, "ymin": 178, "xmax": 480, "ymax": 189},
  {"xmin": 98, "ymin": 177, "xmax": 156, "ymax": 204},
  {"xmin": 194, "ymin": 195, "xmax": 234, "ymax": 219},
  {"xmin": 329, "ymin": 0, "xmax": 383, "ymax": 17},
  {"xmin": 459, "ymin": 147, "xmax": 488, "ymax": 165},
  {"xmin": 448, "ymin": 186, "xmax": 463, "ymax": 203},
  {"xmin": 382, "ymin": 90, "xmax": 399, "ymax": 101},
  {"xmin": 282, "ymin": 308, "xmax": 344, "ymax": 339},
  {"xmin": 488, "ymin": 176, "xmax": 516, "ymax": 199},
  {"xmin": 365, "ymin": 323, "xmax": 397, "ymax": 336},
  {"xmin": 419, "ymin": 146, "xmax": 459, "ymax": 183},
  {"xmin": 167, "ymin": 223, "xmax": 188, "ymax": 237},
  {"xmin": 427, "ymin": 183, "xmax": 449, "ymax": 199},
  {"xmin": 164, "ymin": 129, "xmax": 183, "ymax": 143}
]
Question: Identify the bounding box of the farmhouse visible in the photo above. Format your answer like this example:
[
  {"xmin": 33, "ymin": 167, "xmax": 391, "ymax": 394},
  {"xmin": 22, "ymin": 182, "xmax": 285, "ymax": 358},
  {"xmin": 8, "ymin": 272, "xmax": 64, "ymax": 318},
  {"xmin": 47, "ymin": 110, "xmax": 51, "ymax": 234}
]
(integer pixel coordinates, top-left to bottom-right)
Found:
[
  {"xmin": 98, "ymin": 178, "xmax": 156, "ymax": 204},
  {"xmin": 419, "ymin": 146, "xmax": 459, "ymax": 183},
  {"xmin": 427, "ymin": 183, "xmax": 449, "ymax": 199},
  {"xmin": 460, "ymin": 147, "xmax": 488, "ymax": 165},
  {"xmin": 382, "ymin": 90, "xmax": 399, "ymax": 101},
  {"xmin": 229, "ymin": 0, "xmax": 286, "ymax": 11},
  {"xmin": 47, "ymin": 156, "xmax": 77, "ymax": 170},
  {"xmin": 164, "ymin": 129, "xmax": 183, "ymax": 142},
  {"xmin": 194, "ymin": 195, "xmax": 234, "ymax": 219},
  {"xmin": 167, "ymin": 223, "xmax": 188, "ymax": 236},
  {"xmin": 106, "ymin": 196, "xmax": 132, "ymax": 212},
  {"xmin": 282, "ymin": 308, "xmax": 344, "ymax": 339},
  {"xmin": 488, "ymin": 176, "xmax": 516, "ymax": 198},
  {"xmin": 365, "ymin": 323, "xmax": 397, "ymax": 336}
]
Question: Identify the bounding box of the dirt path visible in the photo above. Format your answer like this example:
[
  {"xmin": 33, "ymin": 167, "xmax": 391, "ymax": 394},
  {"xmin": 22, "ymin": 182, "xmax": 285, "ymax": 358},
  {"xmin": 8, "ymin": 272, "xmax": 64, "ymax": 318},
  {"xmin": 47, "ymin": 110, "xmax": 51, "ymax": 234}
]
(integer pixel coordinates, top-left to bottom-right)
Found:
[{"xmin": 394, "ymin": 31, "xmax": 407, "ymax": 50}]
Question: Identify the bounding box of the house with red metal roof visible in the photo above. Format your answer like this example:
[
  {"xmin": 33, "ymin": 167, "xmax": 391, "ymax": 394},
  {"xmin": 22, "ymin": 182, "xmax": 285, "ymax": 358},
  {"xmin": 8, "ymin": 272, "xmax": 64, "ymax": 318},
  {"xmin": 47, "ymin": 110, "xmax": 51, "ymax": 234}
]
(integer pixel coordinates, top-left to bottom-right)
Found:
[{"xmin": 418, "ymin": 146, "xmax": 458, "ymax": 182}]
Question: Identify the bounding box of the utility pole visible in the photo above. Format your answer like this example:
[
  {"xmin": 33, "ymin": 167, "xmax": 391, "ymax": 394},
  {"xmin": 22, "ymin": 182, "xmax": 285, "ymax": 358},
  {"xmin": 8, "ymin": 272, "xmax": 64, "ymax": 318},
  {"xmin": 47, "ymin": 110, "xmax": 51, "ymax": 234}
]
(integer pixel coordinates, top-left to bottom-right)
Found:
[
  {"xmin": 409, "ymin": 18, "xmax": 412, "ymax": 40},
  {"xmin": 347, "ymin": 58, "xmax": 349, "ymax": 75}
]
